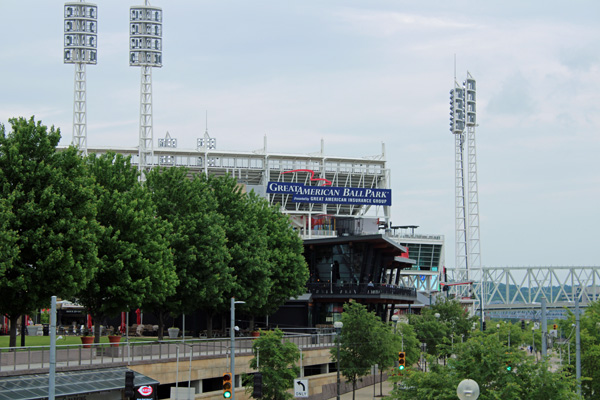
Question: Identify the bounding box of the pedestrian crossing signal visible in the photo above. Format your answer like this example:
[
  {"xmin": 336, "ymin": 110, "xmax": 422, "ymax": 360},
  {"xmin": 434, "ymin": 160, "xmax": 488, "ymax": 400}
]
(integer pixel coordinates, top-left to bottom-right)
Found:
[
  {"xmin": 398, "ymin": 351, "xmax": 406, "ymax": 370},
  {"xmin": 223, "ymin": 373, "xmax": 233, "ymax": 398}
]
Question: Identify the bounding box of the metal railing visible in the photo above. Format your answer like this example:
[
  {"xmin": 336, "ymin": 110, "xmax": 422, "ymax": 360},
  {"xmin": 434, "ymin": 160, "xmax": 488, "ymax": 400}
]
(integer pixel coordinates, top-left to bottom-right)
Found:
[
  {"xmin": 306, "ymin": 282, "xmax": 417, "ymax": 297},
  {"xmin": 0, "ymin": 332, "xmax": 335, "ymax": 374}
]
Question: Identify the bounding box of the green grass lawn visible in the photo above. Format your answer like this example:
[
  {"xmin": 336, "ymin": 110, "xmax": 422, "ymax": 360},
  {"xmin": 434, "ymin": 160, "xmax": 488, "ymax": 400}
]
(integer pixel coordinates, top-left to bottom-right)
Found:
[{"xmin": 0, "ymin": 335, "xmax": 160, "ymax": 348}]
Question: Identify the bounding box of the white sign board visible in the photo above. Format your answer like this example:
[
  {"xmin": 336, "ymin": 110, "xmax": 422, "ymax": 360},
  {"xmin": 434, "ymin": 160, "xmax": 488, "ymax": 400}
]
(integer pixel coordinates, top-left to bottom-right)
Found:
[{"xmin": 294, "ymin": 379, "xmax": 308, "ymax": 398}]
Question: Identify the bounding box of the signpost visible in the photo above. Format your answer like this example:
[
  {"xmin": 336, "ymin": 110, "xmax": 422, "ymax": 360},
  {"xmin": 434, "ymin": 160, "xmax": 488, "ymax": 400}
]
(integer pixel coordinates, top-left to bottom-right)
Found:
[{"xmin": 294, "ymin": 379, "xmax": 308, "ymax": 398}]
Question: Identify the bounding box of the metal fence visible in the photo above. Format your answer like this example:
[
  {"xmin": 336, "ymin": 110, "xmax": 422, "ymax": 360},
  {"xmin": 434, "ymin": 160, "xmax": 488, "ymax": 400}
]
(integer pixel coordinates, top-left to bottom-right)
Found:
[{"xmin": 0, "ymin": 332, "xmax": 336, "ymax": 374}]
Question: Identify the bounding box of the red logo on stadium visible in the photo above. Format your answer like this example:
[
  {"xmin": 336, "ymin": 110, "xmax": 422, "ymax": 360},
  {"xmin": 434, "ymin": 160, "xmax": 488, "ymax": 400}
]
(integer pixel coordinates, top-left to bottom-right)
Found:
[
  {"xmin": 281, "ymin": 169, "xmax": 332, "ymax": 186},
  {"xmin": 138, "ymin": 386, "xmax": 153, "ymax": 396}
]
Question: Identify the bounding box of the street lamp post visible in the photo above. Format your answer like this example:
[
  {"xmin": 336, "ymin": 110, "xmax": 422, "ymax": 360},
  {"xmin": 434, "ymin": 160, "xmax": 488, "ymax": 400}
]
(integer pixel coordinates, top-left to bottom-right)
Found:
[
  {"xmin": 49, "ymin": 296, "xmax": 57, "ymax": 400},
  {"xmin": 532, "ymin": 327, "xmax": 536, "ymax": 360},
  {"xmin": 230, "ymin": 297, "xmax": 245, "ymax": 400},
  {"xmin": 334, "ymin": 321, "xmax": 343, "ymax": 400}
]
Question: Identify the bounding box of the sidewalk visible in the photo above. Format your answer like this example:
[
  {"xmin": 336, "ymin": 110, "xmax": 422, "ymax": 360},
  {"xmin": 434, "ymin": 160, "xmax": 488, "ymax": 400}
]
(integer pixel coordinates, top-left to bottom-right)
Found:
[{"xmin": 330, "ymin": 380, "xmax": 394, "ymax": 400}]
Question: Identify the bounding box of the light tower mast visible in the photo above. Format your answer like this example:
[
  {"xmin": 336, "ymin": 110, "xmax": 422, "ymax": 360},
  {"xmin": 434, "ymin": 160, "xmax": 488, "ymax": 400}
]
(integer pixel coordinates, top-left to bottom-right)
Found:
[
  {"xmin": 130, "ymin": 1, "xmax": 163, "ymax": 178},
  {"xmin": 450, "ymin": 81, "xmax": 467, "ymax": 278},
  {"xmin": 464, "ymin": 73, "xmax": 481, "ymax": 274},
  {"xmin": 449, "ymin": 72, "xmax": 481, "ymax": 284},
  {"xmin": 64, "ymin": 1, "xmax": 98, "ymax": 156}
]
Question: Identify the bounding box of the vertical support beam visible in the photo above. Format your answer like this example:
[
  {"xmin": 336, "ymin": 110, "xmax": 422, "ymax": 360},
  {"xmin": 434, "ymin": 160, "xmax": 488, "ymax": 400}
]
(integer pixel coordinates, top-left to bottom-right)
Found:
[
  {"xmin": 230, "ymin": 297, "xmax": 236, "ymax": 400},
  {"xmin": 454, "ymin": 132, "xmax": 468, "ymax": 278},
  {"xmin": 576, "ymin": 293, "xmax": 581, "ymax": 396},
  {"xmin": 72, "ymin": 63, "xmax": 87, "ymax": 156},
  {"xmin": 466, "ymin": 124, "xmax": 481, "ymax": 271},
  {"xmin": 138, "ymin": 65, "xmax": 153, "ymax": 179},
  {"xmin": 541, "ymin": 298, "xmax": 547, "ymax": 358},
  {"xmin": 49, "ymin": 296, "xmax": 57, "ymax": 400}
]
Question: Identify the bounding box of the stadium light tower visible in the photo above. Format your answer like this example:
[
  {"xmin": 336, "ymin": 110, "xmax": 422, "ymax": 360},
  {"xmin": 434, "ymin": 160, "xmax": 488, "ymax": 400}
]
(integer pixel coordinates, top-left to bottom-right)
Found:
[
  {"xmin": 449, "ymin": 80, "xmax": 467, "ymax": 277},
  {"xmin": 130, "ymin": 1, "xmax": 163, "ymax": 179},
  {"xmin": 64, "ymin": 1, "xmax": 98, "ymax": 156},
  {"xmin": 449, "ymin": 71, "xmax": 481, "ymax": 283}
]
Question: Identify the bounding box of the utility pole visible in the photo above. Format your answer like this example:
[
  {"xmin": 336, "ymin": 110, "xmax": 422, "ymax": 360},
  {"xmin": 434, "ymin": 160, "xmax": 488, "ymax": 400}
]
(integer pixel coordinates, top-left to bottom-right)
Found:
[
  {"xmin": 541, "ymin": 298, "xmax": 547, "ymax": 358},
  {"xmin": 576, "ymin": 293, "xmax": 581, "ymax": 397}
]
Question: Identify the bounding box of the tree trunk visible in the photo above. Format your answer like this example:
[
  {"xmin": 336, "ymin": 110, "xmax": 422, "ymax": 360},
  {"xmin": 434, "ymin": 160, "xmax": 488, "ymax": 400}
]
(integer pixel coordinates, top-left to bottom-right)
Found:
[
  {"xmin": 20, "ymin": 314, "xmax": 26, "ymax": 347},
  {"xmin": 157, "ymin": 311, "xmax": 165, "ymax": 341},
  {"xmin": 249, "ymin": 315, "xmax": 255, "ymax": 331},
  {"xmin": 9, "ymin": 315, "xmax": 19, "ymax": 348},
  {"xmin": 352, "ymin": 379, "xmax": 356, "ymax": 400},
  {"xmin": 379, "ymin": 370, "xmax": 383, "ymax": 396},
  {"xmin": 93, "ymin": 316, "xmax": 102, "ymax": 344},
  {"xmin": 206, "ymin": 313, "xmax": 214, "ymax": 338}
]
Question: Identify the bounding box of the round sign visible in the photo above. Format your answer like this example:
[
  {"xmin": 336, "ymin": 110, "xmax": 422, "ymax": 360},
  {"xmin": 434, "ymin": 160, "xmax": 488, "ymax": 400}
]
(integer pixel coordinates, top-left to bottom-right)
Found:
[{"xmin": 138, "ymin": 385, "xmax": 154, "ymax": 396}]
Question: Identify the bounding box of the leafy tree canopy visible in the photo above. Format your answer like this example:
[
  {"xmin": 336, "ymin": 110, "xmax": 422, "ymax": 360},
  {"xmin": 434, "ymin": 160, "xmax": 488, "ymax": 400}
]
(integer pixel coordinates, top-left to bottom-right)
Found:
[
  {"xmin": 145, "ymin": 167, "xmax": 232, "ymax": 338},
  {"xmin": 0, "ymin": 117, "xmax": 98, "ymax": 346},
  {"xmin": 78, "ymin": 152, "xmax": 176, "ymax": 341},
  {"xmin": 331, "ymin": 301, "xmax": 387, "ymax": 400},
  {"xmin": 391, "ymin": 330, "xmax": 578, "ymax": 400},
  {"xmin": 245, "ymin": 328, "xmax": 301, "ymax": 400}
]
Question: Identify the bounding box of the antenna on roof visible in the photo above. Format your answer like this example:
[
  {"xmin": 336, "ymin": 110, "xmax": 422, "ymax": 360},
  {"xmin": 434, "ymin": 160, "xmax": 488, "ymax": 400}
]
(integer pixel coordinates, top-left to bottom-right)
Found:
[{"xmin": 454, "ymin": 54, "xmax": 457, "ymax": 82}]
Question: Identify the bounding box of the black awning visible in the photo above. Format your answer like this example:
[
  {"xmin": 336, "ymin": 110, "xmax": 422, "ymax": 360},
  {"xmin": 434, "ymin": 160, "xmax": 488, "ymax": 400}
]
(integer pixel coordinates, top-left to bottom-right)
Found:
[{"xmin": 0, "ymin": 367, "xmax": 158, "ymax": 400}]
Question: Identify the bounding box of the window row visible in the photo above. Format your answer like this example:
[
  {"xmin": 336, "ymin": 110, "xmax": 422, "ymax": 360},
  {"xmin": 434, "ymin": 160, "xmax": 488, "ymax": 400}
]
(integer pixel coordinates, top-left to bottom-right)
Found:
[{"xmin": 196, "ymin": 156, "xmax": 265, "ymax": 169}]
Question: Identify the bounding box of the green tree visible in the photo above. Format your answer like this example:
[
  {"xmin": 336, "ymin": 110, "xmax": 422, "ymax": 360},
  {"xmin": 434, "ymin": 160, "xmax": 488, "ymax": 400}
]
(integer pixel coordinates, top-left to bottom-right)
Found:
[
  {"xmin": 391, "ymin": 331, "xmax": 578, "ymax": 400},
  {"xmin": 245, "ymin": 328, "xmax": 301, "ymax": 400},
  {"xmin": 391, "ymin": 359, "xmax": 458, "ymax": 400},
  {"xmin": 563, "ymin": 300, "xmax": 600, "ymax": 398},
  {"xmin": 253, "ymin": 200, "xmax": 309, "ymax": 319},
  {"xmin": 207, "ymin": 176, "xmax": 271, "ymax": 331},
  {"xmin": 0, "ymin": 117, "xmax": 98, "ymax": 347},
  {"xmin": 396, "ymin": 322, "xmax": 420, "ymax": 368},
  {"xmin": 409, "ymin": 298, "xmax": 478, "ymax": 360},
  {"xmin": 78, "ymin": 152, "xmax": 177, "ymax": 342},
  {"xmin": 371, "ymin": 320, "xmax": 397, "ymax": 396},
  {"xmin": 145, "ymin": 167, "xmax": 232, "ymax": 339},
  {"xmin": 331, "ymin": 301, "xmax": 383, "ymax": 400}
]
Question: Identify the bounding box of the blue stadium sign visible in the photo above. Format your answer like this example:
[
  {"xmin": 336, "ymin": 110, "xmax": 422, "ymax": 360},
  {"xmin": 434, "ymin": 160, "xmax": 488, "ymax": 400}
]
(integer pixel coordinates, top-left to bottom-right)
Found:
[{"xmin": 267, "ymin": 182, "xmax": 392, "ymax": 206}]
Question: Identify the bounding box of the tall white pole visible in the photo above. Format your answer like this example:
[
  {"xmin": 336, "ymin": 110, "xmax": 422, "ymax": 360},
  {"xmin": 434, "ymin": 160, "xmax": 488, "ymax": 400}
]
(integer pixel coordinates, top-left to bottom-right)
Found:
[
  {"xmin": 576, "ymin": 294, "xmax": 581, "ymax": 396},
  {"xmin": 541, "ymin": 298, "xmax": 547, "ymax": 358},
  {"xmin": 49, "ymin": 296, "xmax": 57, "ymax": 400},
  {"xmin": 175, "ymin": 346, "xmax": 180, "ymax": 400},
  {"xmin": 230, "ymin": 297, "xmax": 236, "ymax": 400}
]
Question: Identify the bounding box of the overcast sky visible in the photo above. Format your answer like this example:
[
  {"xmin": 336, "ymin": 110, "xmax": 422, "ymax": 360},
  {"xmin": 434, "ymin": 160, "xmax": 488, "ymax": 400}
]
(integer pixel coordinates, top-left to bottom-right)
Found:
[{"xmin": 1, "ymin": 1, "xmax": 599, "ymax": 268}]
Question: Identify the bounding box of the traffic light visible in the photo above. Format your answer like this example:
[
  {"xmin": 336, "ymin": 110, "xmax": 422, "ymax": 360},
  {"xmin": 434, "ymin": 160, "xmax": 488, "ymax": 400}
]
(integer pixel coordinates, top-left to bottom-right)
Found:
[
  {"xmin": 553, "ymin": 324, "xmax": 558, "ymax": 330},
  {"xmin": 223, "ymin": 373, "xmax": 233, "ymax": 399},
  {"xmin": 482, "ymin": 321, "xmax": 486, "ymax": 331},
  {"xmin": 124, "ymin": 371, "xmax": 135, "ymax": 398},
  {"xmin": 398, "ymin": 351, "xmax": 406, "ymax": 370},
  {"xmin": 252, "ymin": 372, "xmax": 263, "ymax": 398},
  {"xmin": 521, "ymin": 320, "xmax": 525, "ymax": 331},
  {"xmin": 506, "ymin": 362, "xmax": 512, "ymax": 372}
]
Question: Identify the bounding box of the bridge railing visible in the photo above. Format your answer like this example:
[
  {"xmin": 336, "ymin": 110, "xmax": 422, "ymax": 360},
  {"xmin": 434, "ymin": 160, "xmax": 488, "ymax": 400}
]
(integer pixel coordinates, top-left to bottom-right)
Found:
[{"xmin": 0, "ymin": 332, "xmax": 335, "ymax": 374}]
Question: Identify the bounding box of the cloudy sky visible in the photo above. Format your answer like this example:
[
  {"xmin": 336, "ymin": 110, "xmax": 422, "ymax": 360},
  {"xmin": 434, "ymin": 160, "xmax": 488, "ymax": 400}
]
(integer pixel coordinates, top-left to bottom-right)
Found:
[{"xmin": 1, "ymin": 1, "xmax": 599, "ymax": 268}]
